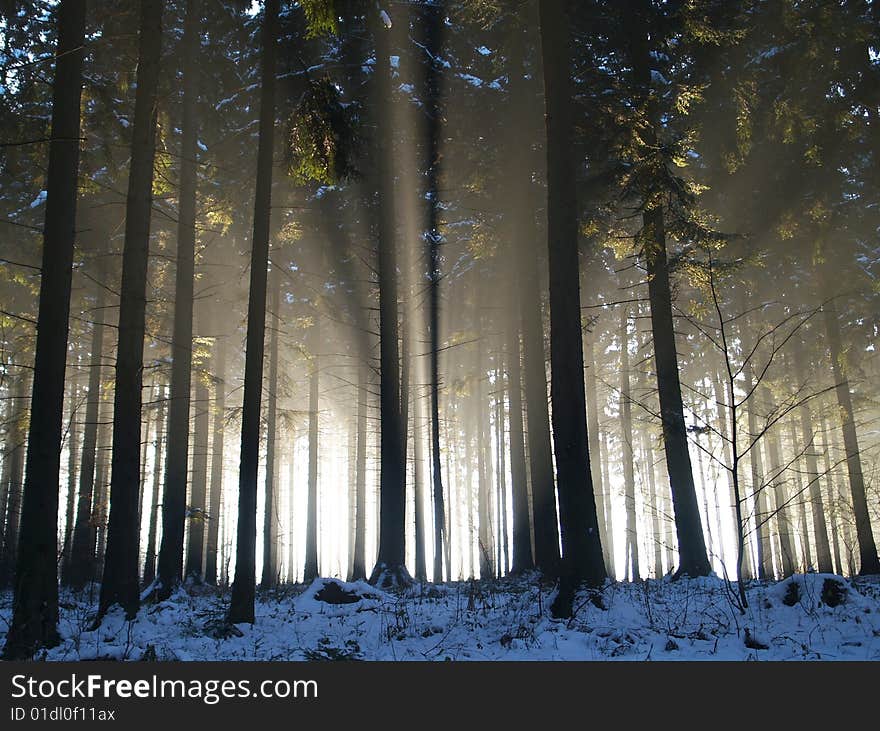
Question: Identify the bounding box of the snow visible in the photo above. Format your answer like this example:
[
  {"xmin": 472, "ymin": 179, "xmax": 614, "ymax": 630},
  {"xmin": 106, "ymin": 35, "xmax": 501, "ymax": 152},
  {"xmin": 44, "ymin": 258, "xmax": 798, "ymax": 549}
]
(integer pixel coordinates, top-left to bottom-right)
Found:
[{"xmin": 3, "ymin": 573, "xmax": 878, "ymax": 661}]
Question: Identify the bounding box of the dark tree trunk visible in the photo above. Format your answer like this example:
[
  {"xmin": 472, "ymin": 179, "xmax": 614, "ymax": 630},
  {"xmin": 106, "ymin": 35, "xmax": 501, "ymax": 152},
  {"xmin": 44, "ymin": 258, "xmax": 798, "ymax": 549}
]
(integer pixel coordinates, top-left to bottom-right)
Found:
[
  {"xmin": 99, "ymin": 0, "xmax": 164, "ymax": 619},
  {"xmin": 95, "ymin": 407, "xmax": 111, "ymax": 575},
  {"xmin": 350, "ymin": 364, "xmax": 367, "ymax": 581},
  {"xmin": 156, "ymin": 0, "xmax": 199, "ymax": 600},
  {"xmin": 539, "ymin": 0, "xmax": 606, "ymax": 611},
  {"xmin": 260, "ymin": 271, "xmax": 280, "ymax": 588},
  {"xmin": 204, "ymin": 337, "xmax": 225, "ymax": 586},
  {"xmin": 475, "ymin": 333, "xmax": 493, "ymax": 579},
  {"xmin": 508, "ymin": 18, "xmax": 559, "ymax": 580},
  {"xmin": 823, "ymin": 304, "xmax": 880, "ymax": 574},
  {"xmin": 412, "ymin": 360, "xmax": 428, "ymax": 582},
  {"xmin": 2, "ymin": 0, "xmax": 86, "ymax": 658},
  {"xmin": 227, "ymin": 0, "xmax": 278, "ymax": 625},
  {"xmin": 369, "ymin": 8, "xmax": 409, "ymax": 589},
  {"xmin": 185, "ymin": 374, "xmax": 209, "ymax": 582},
  {"xmin": 629, "ymin": 3, "xmax": 710, "ymax": 579},
  {"xmin": 142, "ymin": 385, "xmax": 165, "ymax": 586},
  {"xmin": 619, "ymin": 309, "xmax": 639, "ymax": 581},
  {"xmin": 303, "ymin": 330, "xmax": 319, "ymax": 583},
  {"xmin": 64, "ymin": 277, "xmax": 105, "ymax": 588},
  {"xmin": 0, "ymin": 374, "xmax": 29, "ymax": 589},
  {"xmin": 507, "ymin": 316, "xmax": 533, "ymax": 574},
  {"xmin": 423, "ymin": 2, "xmax": 446, "ymax": 585}
]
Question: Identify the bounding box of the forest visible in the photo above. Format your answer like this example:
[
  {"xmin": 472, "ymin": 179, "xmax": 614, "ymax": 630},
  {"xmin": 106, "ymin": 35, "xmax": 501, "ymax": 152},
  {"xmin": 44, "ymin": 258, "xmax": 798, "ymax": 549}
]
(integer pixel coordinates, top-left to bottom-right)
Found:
[{"xmin": 0, "ymin": 0, "xmax": 879, "ymax": 663}]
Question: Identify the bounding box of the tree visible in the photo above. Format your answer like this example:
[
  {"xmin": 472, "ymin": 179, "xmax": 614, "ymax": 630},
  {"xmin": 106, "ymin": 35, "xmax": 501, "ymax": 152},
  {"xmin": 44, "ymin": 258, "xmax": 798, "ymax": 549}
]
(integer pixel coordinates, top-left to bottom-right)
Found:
[
  {"xmin": 539, "ymin": 0, "xmax": 606, "ymax": 616},
  {"xmin": 156, "ymin": 0, "xmax": 201, "ymax": 599},
  {"xmin": 368, "ymin": 5, "xmax": 410, "ymax": 589},
  {"xmin": 227, "ymin": 0, "xmax": 279, "ymax": 625},
  {"xmin": 3, "ymin": 0, "xmax": 87, "ymax": 659},
  {"xmin": 98, "ymin": 0, "xmax": 165, "ymax": 620}
]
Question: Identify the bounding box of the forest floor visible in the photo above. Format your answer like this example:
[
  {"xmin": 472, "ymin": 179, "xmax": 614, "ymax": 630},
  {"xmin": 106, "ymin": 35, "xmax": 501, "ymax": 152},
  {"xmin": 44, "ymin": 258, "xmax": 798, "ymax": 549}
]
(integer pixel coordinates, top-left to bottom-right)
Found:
[{"xmin": 2, "ymin": 572, "xmax": 879, "ymax": 661}]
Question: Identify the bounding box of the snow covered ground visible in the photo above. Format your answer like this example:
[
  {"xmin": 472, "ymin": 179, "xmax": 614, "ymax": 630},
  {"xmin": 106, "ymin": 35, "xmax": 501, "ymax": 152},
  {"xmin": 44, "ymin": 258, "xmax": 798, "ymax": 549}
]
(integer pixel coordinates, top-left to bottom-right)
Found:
[{"xmin": 2, "ymin": 573, "xmax": 879, "ymax": 661}]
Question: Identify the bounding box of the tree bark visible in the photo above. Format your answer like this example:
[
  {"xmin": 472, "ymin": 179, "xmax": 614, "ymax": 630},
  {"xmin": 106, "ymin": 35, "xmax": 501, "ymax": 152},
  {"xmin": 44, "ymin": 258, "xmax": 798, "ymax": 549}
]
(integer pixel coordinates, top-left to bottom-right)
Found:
[
  {"xmin": 304, "ymin": 330, "xmax": 319, "ymax": 583},
  {"xmin": 227, "ymin": 0, "xmax": 278, "ymax": 624},
  {"xmin": 2, "ymin": 0, "xmax": 87, "ymax": 657},
  {"xmin": 764, "ymin": 418, "xmax": 796, "ymax": 577},
  {"xmin": 823, "ymin": 304, "xmax": 879, "ymax": 574},
  {"xmin": 507, "ymin": 317, "xmax": 533, "ymax": 573},
  {"xmin": 540, "ymin": 0, "xmax": 606, "ymax": 611},
  {"xmin": 156, "ymin": 0, "xmax": 200, "ymax": 600},
  {"xmin": 142, "ymin": 384, "xmax": 165, "ymax": 586},
  {"xmin": 0, "ymin": 373, "xmax": 29, "ymax": 589},
  {"xmin": 99, "ymin": 0, "xmax": 164, "ymax": 619},
  {"xmin": 62, "ymin": 377, "xmax": 80, "ymax": 567},
  {"xmin": 260, "ymin": 270, "xmax": 280, "ymax": 587},
  {"xmin": 585, "ymin": 331, "xmax": 614, "ymax": 577},
  {"xmin": 630, "ymin": 2, "xmax": 710, "ymax": 578},
  {"xmin": 65, "ymin": 275, "xmax": 105, "ymax": 588},
  {"xmin": 204, "ymin": 336, "xmax": 225, "ymax": 586},
  {"xmin": 350, "ymin": 364, "xmax": 367, "ymax": 581},
  {"xmin": 369, "ymin": 7, "xmax": 409, "ymax": 588},
  {"xmin": 185, "ymin": 372, "xmax": 209, "ymax": 582},
  {"xmin": 619, "ymin": 308, "xmax": 640, "ymax": 581}
]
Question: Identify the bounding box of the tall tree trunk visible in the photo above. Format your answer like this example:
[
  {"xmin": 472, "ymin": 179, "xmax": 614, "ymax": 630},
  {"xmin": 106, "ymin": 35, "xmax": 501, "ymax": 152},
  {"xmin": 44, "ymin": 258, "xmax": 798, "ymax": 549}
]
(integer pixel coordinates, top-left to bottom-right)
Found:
[
  {"xmin": 823, "ymin": 304, "xmax": 879, "ymax": 574},
  {"xmin": 540, "ymin": 0, "xmax": 606, "ymax": 613},
  {"xmin": 619, "ymin": 309, "xmax": 639, "ymax": 581},
  {"xmin": 787, "ymin": 418, "xmax": 812, "ymax": 571},
  {"xmin": 204, "ymin": 336, "xmax": 225, "ymax": 586},
  {"xmin": 1, "ymin": 0, "xmax": 86, "ymax": 658},
  {"xmin": 304, "ymin": 331, "xmax": 319, "ymax": 583},
  {"xmin": 99, "ymin": 0, "xmax": 164, "ymax": 619},
  {"xmin": 793, "ymin": 365, "xmax": 833, "ymax": 573},
  {"xmin": 65, "ymin": 276, "xmax": 105, "ymax": 588},
  {"xmin": 350, "ymin": 364, "xmax": 367, "ymax": 581},
  {"xmin": 495, "ymin": 360, "xmax": 509, "ymax": 575},
  {"xmin": 629, "ymin": 3, "xmax": 710, "ymax": 578},
  {"xmin": 227, "ymin": 0, "xmax": 278, "ymax": 624},
  {"xmin": 0, "ymin": 373, "xmax": 30, "ymax": 589},
  {"xmin": 742, "ymin": 366, "xmax": 770, "ymax": 579},
  {"xmin": 412, "ymin": 361, "xmax": 428, "ymax": 582},
  {"xmin": 142, "ymin": 384, "xmax": 165, "ymax": 586},
  {"xmin": 369, "ymin": 7, "xmax": 408, "ymax": 588},
  {"xmin": 475, "ymin": 334, "xmax": 492, "ymax": 579},
  {"xmin": 764, "ymin": 420, "xmax": 795, "ymax": 577},
  {"xmin": 260, "ymin": 271, "xmax": 280, "ymax": 587},
  {"xmin": 818, "ymin": 411, "xmax": 843, "ymax": 575},
  {"xmin": 155, "ymin": 0, "xmax": 199, "ymax": 600},
  {"xmin": 185, "ymin": 373, "xmax": 209, "ymax": 582},
  {"xmin": 287, "ymin": 446, "xmax": 295, "ymax": 583},
  {"xmin": 585, "ymin": 331, "xmax": 613, "ymax": 577},
  {"xmin": 62, "ymin": 378, "xmax": 80, "ymax": 567},
  {"xmin": 507, "ymin": 316, "xmax": 533, "ymax": 573},
  {"xmin": 508, "ymin": 16, "xmax": 559, "ymax": 580},
  {"xmin": 423, "ymin": 2, "xmax": 446, "ymax": 585},
  {"xmin": 636, "ymin": 347, "xmax": 663, "ymax": 578}
]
